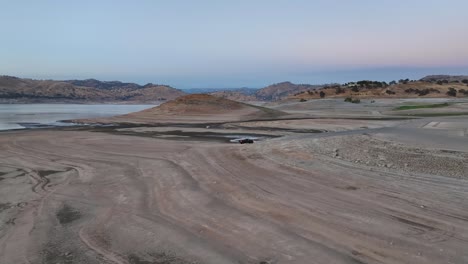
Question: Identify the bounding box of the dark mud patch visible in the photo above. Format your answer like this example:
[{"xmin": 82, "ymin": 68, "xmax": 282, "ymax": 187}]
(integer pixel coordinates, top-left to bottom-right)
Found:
[
  {"xmin": 37, "ymin": 170, "xmax": 62, "ymax": 178},
  {"xmin": 258, "ymin": 259, "xmax": 275, "ymax": 264},
  {"xmin": 0, "ymin": 171, "xmax": 8, "ymax": 181},
  {"xmin": 0, "ymin": 202, "xmax": 12, "ymax": 212},
  {"xmin": 104, "ymin": 129, "xmax": 279, "ymax": 143},
  {"xmin": 42, "ymin": 248, "xmax": 74, "ymax": 264},
  {"xmin": 128, "ymin": 252, "xmax": 199, "ymax": 264},
  {"xmin": 56, "ymin": 204, "xmax": 81, "ymax": 225},
  {"xmin": 16, "ymin": 201, "xmax": 28, "ymax": 208},
  {"xmin": 230, "ymin": 126, "xmax": 322, "ymax": 134},
  {"xmin": 392, "ymin": 216, "xmax": 435, "ymax": 230},
  {"xmin": 6, "ymin": 218, "xmax": 16, "ymax": 225},
  {"xmin": 14, "ymin": 172, "xmax": 26, "ymax": 178}
]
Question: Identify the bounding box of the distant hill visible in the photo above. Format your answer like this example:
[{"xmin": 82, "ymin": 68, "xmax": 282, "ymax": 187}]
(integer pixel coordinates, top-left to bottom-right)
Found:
[
  {"xmin": 208, "ymin": 82, "xmax": 324, "ymax": 102},
  {"xmin": 420, "ymin": 75, "xmax": 468, "ymax": 83},
  {"xmin": 184, "ymin": 87, "xmax": 258, "ymax": 94},
  {"xmin": 254, "ymin": 82, "xmax": 323, "ymax": 101},
  {"xmin": 64, "ymin": 79, "xmax": 142, "ymax": 90},
  {"xmin": 0, "ymin": 76, "xmax": 185, "ymax": 103},
  {"xmin": 183, "ymin": 87, "xmax": 258, "ymax": 102},
  {"xmin": 209, "ymin": 90, "xmax": 258, "ymax": 102},
  {"xmin": 289, "ymin": 80, "xmax": 468, "ymax": 101}
]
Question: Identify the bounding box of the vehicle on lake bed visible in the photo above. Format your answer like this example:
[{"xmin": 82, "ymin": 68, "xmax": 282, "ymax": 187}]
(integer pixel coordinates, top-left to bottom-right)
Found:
[{"xmin": 230, "ymin": 137, "xmax": 256, "ymax": 144}]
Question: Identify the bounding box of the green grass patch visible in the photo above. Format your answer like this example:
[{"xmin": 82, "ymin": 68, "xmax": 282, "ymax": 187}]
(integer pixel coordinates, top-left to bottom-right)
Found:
[
  {"xmin": 394, "ymin": 103, "xmax": 449, "ymax": 111},
  {"xmin": 405, "ymin": 112, "xmax": 468, "ymax": 117}
]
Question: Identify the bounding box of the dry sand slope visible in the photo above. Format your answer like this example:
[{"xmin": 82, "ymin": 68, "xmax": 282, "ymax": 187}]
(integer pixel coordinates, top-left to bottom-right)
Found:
[
  {"xmin": 104, "ymin": 94, "xmax": 288, "ymax": 124},
  {"xmin": 0, "ymin": 127, "xmax": 467, "ymax": 264}
]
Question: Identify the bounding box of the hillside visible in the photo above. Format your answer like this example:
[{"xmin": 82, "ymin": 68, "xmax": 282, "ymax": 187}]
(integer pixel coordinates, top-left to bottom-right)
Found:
[
  {"xmin": 209, "ymin": 90, "xmax": 258, "ymax": 102},
  {"xmin": 209, "ymin": 82, "xmax": 324, "ymax": 102},
  {"xmin": 64, "ymin": 79, "xmax": 141, "ymax": 90},
  {"xmin": 420, "ymin": 75, "xmax": 468, "ymax": 83},
  {"xmin": 289, "ymin": 80, "xmax": 468, "ymax": 101},
  {"xmin": 0, "ymin": 76, "xmax": 185, "ymax": 103},
  {"xmin": 254, "ymin": 82, "xmax": 322, "ymax": 101}
]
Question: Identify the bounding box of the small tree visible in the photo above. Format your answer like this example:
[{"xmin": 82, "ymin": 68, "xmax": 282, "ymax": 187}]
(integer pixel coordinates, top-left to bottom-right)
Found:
[
  {"xmin": 319, "ymin": 91, "xmax": 325, "ymax": 98},
  {"xmin": 335, "ymin": 87, "xmax": 345, "ymax": 94},
  {"xmin": 447, "ymin": 88, "xmax": 457, "ymax": 97}
]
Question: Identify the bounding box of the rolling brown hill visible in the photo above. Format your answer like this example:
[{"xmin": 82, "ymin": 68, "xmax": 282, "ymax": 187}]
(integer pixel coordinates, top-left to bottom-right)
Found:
[
  {"xmin": 0, "ymin": 76, "xmax": 185, "ymax": 103},
  {"xmin": 420, "ymin": 75, "xmax": 468, "ymax": 83},
  {"xmin": 289, "ymin": 81, "xmax": 468, "ymax": 101},
  {"xmin": 255, "ymin": 82, "xmax": 323, "ymax": 101},
  {"xmin": 209, "ymin": 82, "xmax": 324, "ymax": 102},
  {"xmin": 209, "ymin": 90, "xmax": 258, "ymax": 102}
]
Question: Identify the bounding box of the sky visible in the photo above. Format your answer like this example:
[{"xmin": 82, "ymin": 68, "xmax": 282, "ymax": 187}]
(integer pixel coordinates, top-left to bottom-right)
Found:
[{"xmin": 1, "ymin": 0, "xmax": 468, "ymax": 88}]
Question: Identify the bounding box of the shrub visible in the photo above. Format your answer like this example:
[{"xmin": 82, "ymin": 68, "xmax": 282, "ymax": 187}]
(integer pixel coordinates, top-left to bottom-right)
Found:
[
  {"xmin": 344, "ymin": 97, "xmax": 360, "ymax": 103},
  {"xmin": 319, "ymin": 91, "xmax": 325, "ymax": 98},
  {"xmin": 299, "ymin": 98, "xmax": 307, "ymax": 102},
  {"xmin": 335, "ymin": 87, "xmax": 345, "ymax": 94},
  {"xmin": 447, "ymin": 88, "xmax": 457, "ymax": 97}
]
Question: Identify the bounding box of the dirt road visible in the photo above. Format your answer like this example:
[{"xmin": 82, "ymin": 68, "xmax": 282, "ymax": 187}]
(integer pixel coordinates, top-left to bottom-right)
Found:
[{"xmin": 0, "ymin": 124, "xmax": 467, "ymax": 264}]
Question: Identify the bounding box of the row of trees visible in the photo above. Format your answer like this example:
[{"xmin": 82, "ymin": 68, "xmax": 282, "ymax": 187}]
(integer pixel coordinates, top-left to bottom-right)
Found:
[
  {"xmin": 404, "ymin": 88, "xmax": 440, "ymax": 96},
  {"xmin": 426, "ymin": 79, "xmax": 468, "ymax": 85}
]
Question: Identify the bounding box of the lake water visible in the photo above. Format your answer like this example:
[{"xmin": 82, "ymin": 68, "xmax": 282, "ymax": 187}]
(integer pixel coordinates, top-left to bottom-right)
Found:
[{"xmin": 0, "ymin": 104, "xmax": 155, "ymax": 131}]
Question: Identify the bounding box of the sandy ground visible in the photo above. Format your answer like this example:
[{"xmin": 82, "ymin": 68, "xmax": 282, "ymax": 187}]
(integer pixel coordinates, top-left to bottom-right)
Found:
[{"xmin": 1, "ymin": 98, "xmax": 468, "ymax": 264}]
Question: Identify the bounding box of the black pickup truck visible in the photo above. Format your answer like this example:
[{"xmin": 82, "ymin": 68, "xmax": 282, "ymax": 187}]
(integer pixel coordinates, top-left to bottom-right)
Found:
[{"xmin": 239, "ymin": 139, "xmax": 254, "ymax": 144}]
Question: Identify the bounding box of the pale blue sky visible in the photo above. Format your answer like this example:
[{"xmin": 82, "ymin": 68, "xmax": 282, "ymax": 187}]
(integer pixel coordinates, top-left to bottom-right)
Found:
[{"xmin": 1, "ymin": 0, "xmax": 468, "ymax": 88}]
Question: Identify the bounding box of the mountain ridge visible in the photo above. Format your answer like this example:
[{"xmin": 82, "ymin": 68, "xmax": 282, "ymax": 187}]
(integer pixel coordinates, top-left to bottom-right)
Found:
[{"xmin": 0, "ymin": 75, "xmax": 185, "ymax": 103}]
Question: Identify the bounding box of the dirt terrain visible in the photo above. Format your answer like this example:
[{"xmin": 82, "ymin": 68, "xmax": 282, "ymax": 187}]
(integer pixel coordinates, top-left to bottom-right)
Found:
[{"xmin": 1, "ymin": 97, "xmax": 468, "ymax": 264}]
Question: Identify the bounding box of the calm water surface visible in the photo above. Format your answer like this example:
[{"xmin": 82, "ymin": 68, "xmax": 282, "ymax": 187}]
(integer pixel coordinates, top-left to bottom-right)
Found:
[{"xmin": 0, "ymin": 104, "xmax": 155, "ymax": 131}]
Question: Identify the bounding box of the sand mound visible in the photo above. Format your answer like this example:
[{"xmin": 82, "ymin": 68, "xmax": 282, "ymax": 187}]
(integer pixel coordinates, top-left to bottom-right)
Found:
[
  {"xmin": 123, "ymin": 94, "xmax": 287, "ymax": 123},
  {"xmin": 154, "ymin": 94, "xmax": 246, "ymax": 114}
]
